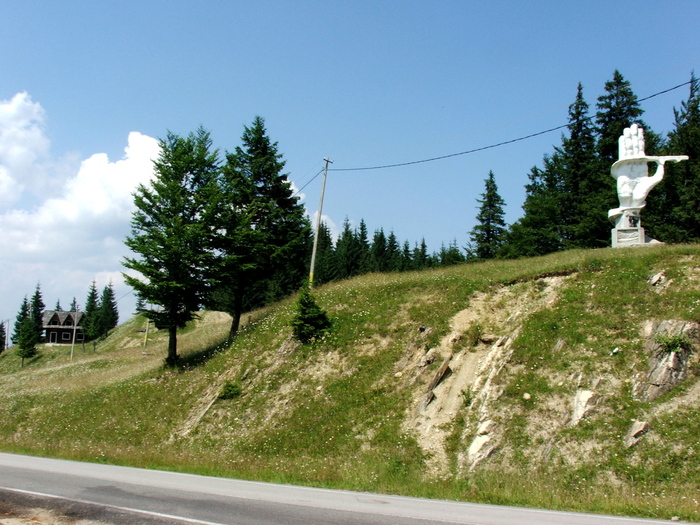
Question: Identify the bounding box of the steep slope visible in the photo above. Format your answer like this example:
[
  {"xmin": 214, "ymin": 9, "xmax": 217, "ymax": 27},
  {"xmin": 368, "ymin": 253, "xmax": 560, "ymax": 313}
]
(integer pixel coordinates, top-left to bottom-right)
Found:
[{"xmin": 0, "ymin": 245, "xmax": 699, "ymax": 520}]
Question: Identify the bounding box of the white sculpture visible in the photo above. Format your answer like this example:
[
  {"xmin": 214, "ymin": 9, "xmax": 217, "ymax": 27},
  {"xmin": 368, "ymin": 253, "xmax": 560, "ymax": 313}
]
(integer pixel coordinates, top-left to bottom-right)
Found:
[{"xmin": 609, "ymin": 124, "xmax": 688, "ymax": 247}]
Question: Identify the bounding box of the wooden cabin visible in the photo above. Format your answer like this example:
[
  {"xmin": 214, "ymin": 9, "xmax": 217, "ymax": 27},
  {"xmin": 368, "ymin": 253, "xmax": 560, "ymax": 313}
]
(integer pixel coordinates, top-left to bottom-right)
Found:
[{"xmin": 42, "ymin": 310, "xmax": 85, "ymax": 344}]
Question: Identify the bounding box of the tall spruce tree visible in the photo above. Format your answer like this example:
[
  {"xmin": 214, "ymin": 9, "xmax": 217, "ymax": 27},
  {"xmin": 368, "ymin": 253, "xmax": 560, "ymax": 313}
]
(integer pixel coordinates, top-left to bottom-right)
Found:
[
  {"xmin": 333, "ymin": 218, "xmax": 362, "ymax": 279},
  {"xmin": 559, "ymin": 83, "xmax": 599, "ymax": 248},
  {"xmin": 500, "ymin": 163, "xmax": 563, "ymax": 259},
  {"xmin": 646, "ymin": 73, "xmax": 700, "ymax": 242},
  {"xmin": 0, "ymin": 319, "xmax": 6, "ymax": 354},
  {"xmin": 12, "ymin": 296, "xmax": 30, "ymax": 346},
  {"xmin": 370, "ymin": 228, "xmax": 388, "ymax": 272},
  {"xmin": 124, "ymin": 127, "xmax": 220, "ymax": 364},
  {"xmin": 30, "ymin": 283, "xmax": 45, "ymax": 341},
  {"xmin": 469, "ymin": 171, "xmax": 507, "ymax": 259},
  {"xmin": 17, "ymin": 317, "xmax": 38, "ymax": 367},
  {"xmin": 211, "ymin": 116, "xmax": 311, "ymax": 339},
  {"xmin": 83, "ymin": 280, "xmax": 100, "ymax": 342},
  {"xmin": 592, "ymin": 70, "xmax": 662, "ymax": 246},
  {"xmin": 386, "ymin": 231, "xmax": 401, "ymax": 271},
  {"xmin": 311, "ymin": 221, "xmax": 336, "ymax": 286},
  {"xmin": 400, "ymin": 240, "xmax": 413, "ymax": 271},
  {"xmin": 412, "ymin": 239, "xmax": 430, "ymax": 269},
  {"xmin": 356, "ymin": 219, "xmax": 371, "ymax": 274},
  {"xmin": 96, "ymin": 282, "xmax": 119, "ymax": 337}
]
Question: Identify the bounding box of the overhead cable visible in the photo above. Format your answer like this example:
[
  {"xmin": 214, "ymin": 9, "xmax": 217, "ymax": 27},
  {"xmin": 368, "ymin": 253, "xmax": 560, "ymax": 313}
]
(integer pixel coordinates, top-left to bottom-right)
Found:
[{"xmin": 331, "ymin": 80, "xmax": 693, "ymax": 173}]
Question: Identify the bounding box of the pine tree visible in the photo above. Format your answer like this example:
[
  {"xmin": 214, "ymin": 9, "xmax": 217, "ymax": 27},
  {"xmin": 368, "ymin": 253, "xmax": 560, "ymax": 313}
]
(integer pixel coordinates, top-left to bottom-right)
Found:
[
  {"xmin": 412, "ymin": 239, "xmax": 430, "ymax": 269},
  {"xmin": 559, "ymin": 83, "xmax": 599, "ymax": 248},
  {"xmin": 0, "ymin": 320, "xmax": 6, "ymax": 354},
  {"xmin": 69, "ymin": 297, "xmax": 78, "ymax": 312},
  {"xmin": 370, "ymin": 228, "xmax": 388, "ymax": 272},
  {"xmin": 469, "ymin": 171, "xmax": 507, "ymax": 259},
  {"xmin": 646, "ymin": 73, "xmax": 700, "ymax": 242},
  {"xmin": 386, "ymin": 231, "xmax": 401, "ymax": 271},
  {"xmin": 211, "ymin": 116, "xmax": 311, "ymax": 340},
  {"xmin": 30, "ymin": 283, "xmax": 45, "ymax": 341},
  {"xmin": 124, "ymin": 127, "xmax": 220, "ymax": 364},
  {"xmin": 356, "ymin": 219, "xmax": 371, "ymax": 274},
  {"xmin": 500, "ymin": 165, "xmax": 562, "ymax": 258},
  {"xmin": 400, "ymin": 240, "xmax": 413, "ymax": 271},
  {"xmin": 83, "ymin": 280, "xmax": 100, "ymax": 342},
  {"xmin": 333, "ymin": 218, "xmax": 362, "ymax": 279},
  {"xmin": 311, "ymin": 221, "xmax": 336, "ymax": 286},
  {"xmin": 592, "ymin": 70, "xmax": 662, "ymax": 246},
  {"xmin": 17, "ymin": 317, "xmax": 38, "ymax": 367},
  {"xmin": 12, "ymin": 296, "xmax": 30, "ymax": 346},
  {"xmin": 54, "ymin": 300, "xmax": 62, "ymax": 311},
  {"xmin": 438, "ymin": 239, "xmax": 466, "ymax": 266},
  {"xmin": 96, "ymin": 282, "xmax": 119, "ymax": 337},
  {"xmin": 290, "ymin": 285, "xmax": 331, "ymax": 344}
]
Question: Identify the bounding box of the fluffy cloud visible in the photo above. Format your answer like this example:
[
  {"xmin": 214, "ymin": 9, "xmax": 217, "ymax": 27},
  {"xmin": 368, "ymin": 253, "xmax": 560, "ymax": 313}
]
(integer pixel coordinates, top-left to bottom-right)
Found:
[
  {"xmin": 0, "ymin": 93, "xmax": 159, "ymax": 327},
  {"xmin": 0, "ymin": 92, "xmax": 51, "ymax": 206}
]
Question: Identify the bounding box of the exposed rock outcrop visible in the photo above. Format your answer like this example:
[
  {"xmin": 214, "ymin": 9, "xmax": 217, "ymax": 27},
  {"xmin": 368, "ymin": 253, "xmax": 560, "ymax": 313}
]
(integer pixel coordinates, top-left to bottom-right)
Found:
[
  {"xmin": 570, "ymin": 389, "xmax": 598, "ymax": 426},
  {"xmin": 633, "ymin": 320, "xmax": 699, "ymax": 401},
  {"xmin": 625, "ymin": 420, "xmax": 649, "ymax": 448}
]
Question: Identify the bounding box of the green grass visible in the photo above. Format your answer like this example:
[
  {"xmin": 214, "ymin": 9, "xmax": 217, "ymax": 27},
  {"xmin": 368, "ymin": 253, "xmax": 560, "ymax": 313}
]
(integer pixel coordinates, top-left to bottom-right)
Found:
[{"xmin": 1, "ymin": 245, "xmax": 700, "ymax": 520}]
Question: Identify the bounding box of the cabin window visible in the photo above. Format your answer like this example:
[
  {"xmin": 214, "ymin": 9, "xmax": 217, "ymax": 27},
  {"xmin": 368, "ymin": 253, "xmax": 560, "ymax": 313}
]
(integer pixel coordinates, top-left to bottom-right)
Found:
[{"xmin": 62, "ymin": 332, "xmax": 71, "ymax": 341}]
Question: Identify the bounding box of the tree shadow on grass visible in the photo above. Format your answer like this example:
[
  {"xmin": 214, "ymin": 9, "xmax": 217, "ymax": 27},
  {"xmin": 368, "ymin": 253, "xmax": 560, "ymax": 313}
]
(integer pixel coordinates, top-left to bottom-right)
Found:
[{"xmin": 166, "ymin": 336, "xmax": 230, "ymax": 371}]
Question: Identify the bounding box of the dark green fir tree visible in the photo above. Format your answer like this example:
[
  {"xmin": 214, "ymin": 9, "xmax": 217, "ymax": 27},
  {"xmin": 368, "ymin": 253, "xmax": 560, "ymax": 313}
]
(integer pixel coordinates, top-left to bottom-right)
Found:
[
  {"xmin": 0, "ymin": 319, "xmax": 6, "ymax": 354},
  {"xmin": 12, "ymin": 296, "xmax": 30, "ymax": 346},
  {"xmin": 97, "ymin": 282, "xmax": 119, "ymax": 337},
  {"xmin": 17, "ymin": 317, "xmax": 38, "ymax": 367},
  {"xmin": 646, "ymin": 73, "xmax": 700, "ymax": 242},
  {"xmin": 469, "ymin": 171, "xmax": 507, "ymax": 260},
  {"xmin": 211, "ymin": 116, "xmax": 310, "ymax": 340},
  {"xmin": 30, "ymin": 283, "xmax": 45, "ymax": 341},
  {"xmin": 83, "ymin": 280, "xmax": 100, "ymax": 342}
]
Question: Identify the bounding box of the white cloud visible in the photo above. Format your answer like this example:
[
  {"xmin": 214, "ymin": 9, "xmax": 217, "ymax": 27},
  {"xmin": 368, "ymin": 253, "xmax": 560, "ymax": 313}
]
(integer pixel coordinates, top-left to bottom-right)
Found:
[
  {"xmin": 0, "ymin": 92, "xmax": 51, "ymax": 206},
  {"xmin": 0, "ymin": 94, "xmax": 159, "ymax": 327},
  {"xmin": 310, "ymin": 210, "xmax": 339, "ymax": 242}
]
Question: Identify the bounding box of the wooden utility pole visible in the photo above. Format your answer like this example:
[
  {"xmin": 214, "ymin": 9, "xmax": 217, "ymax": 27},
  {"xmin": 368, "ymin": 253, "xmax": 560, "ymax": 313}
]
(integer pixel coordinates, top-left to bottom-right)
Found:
[{"xmin": 309, "ymin": 157, "xmax": 332, "ymax": 287}]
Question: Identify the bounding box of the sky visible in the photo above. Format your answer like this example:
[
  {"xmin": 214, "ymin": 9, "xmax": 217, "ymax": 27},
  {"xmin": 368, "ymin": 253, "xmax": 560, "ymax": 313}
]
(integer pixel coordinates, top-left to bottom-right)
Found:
[{"xmin": 1, "ymin": 1, "xmax": 698, "ymax": 332}]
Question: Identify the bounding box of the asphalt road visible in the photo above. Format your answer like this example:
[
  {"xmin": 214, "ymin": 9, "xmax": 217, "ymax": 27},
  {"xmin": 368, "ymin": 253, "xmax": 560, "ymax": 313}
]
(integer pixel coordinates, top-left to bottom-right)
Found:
[{"xmin": 0, "ymin": 452, "xmax": 683, "ymax": 525}]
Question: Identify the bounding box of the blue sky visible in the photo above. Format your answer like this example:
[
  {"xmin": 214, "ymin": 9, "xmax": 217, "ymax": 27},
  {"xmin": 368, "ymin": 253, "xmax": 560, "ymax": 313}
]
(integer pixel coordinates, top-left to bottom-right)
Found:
[{"xmin": 1, "ymin": 1, "xmax": 698, "ymax": 329}]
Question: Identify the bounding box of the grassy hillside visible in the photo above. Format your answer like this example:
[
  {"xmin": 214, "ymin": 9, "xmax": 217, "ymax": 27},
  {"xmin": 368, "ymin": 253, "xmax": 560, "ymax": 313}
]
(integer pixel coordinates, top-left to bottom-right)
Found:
[{"xmin": 1, "ymin": 244, "xmax": 700, "ymax": 521}]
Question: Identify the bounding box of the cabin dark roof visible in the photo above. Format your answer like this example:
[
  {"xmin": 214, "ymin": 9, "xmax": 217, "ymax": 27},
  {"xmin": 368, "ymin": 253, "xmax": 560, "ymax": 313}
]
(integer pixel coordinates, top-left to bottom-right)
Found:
[{"xmin": 42, "ymin": 310, "xmax": 85, "ymax": 328}]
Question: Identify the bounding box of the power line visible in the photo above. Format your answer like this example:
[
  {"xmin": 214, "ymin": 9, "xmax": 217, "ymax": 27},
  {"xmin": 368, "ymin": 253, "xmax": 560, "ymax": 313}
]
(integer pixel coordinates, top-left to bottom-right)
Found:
[
  {"xmin": 330, "ymin": 80, "xmax": 693, "ymax": 173},
  {"xmin": 293, "ymin": 168, "xmax": 324, "ymax": 196}
]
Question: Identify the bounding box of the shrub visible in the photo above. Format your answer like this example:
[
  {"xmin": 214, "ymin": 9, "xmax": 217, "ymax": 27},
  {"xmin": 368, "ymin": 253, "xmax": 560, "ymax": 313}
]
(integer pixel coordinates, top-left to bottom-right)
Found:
[
  {"xmin": 291, "ymin": 285, "xmax": 331, "ymax": 344},
  {"xmin": 219, "ymin": 381, "xmax": 242, "ymax": 400}
]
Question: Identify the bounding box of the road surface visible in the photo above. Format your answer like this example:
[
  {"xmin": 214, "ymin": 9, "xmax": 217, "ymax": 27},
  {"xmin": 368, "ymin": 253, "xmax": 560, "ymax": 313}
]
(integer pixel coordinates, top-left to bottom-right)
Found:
[{"xmin": 0, "ymin": 452, "xmax": 685, "ymax": 525}]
